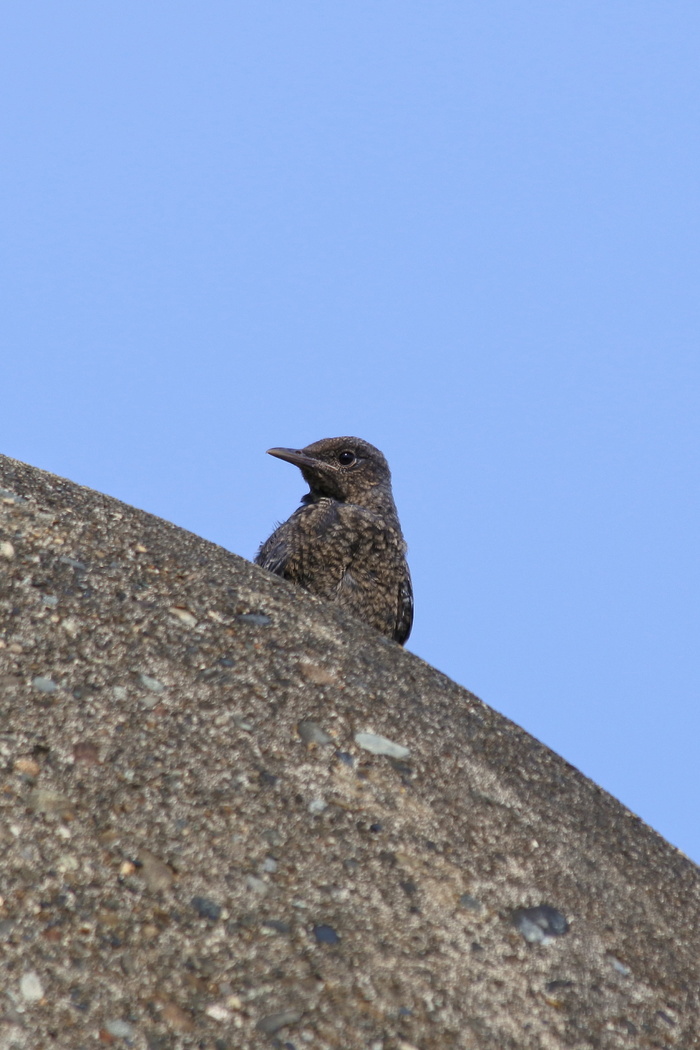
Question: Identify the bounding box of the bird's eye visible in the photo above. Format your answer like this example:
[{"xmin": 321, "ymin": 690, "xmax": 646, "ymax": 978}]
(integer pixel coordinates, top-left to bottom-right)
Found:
[{"xmin": 338, "ymin": 450, "xmax": 356, "ymax": 466}]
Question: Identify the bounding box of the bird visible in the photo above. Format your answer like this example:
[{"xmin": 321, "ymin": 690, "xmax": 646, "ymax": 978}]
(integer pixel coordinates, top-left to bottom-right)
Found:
[{"xmin": 255, "ymin": 436, "xmax": 413, "ymax": 645}]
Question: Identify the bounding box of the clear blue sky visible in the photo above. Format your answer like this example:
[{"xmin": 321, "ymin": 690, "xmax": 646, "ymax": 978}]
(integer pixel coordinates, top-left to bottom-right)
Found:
[{"xmin": 2, "ymin": 4, "xmax": 699, "ymax": 862}]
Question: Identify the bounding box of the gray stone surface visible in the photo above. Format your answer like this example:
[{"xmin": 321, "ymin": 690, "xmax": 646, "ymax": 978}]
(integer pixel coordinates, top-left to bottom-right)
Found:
[{"xmin": 0, "ymin": 452, "xmax": 698, "ymax": 1050}]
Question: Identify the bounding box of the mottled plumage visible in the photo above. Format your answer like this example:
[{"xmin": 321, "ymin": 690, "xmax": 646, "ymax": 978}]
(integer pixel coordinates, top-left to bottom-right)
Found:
[{"xmin": 255, "ymin": 437, "xmax": 413, "ymax": 644}]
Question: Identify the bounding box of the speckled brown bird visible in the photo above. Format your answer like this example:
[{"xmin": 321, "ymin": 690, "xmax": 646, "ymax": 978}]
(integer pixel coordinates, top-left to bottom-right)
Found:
[{"xmin": 255, "ymin": 436, "xmax": 413, "ymax": 644}]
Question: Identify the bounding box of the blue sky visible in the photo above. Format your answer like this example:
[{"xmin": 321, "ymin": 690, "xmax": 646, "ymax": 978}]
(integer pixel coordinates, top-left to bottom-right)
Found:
[{"xmin": 2, "ymin": 4, "xmax": 699, "ymax": 861}]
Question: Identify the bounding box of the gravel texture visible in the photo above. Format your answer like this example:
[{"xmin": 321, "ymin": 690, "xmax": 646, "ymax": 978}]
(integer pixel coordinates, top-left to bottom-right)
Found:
[{"xmin": 0, "ymin": 452, "xmax": 698, "ymax": 1049}]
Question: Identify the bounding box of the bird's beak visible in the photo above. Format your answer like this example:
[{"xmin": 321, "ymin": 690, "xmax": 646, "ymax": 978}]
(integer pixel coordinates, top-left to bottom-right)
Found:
[{"xmin": 266, "ymin": 447, "xmax": 319, "ymax": 470}]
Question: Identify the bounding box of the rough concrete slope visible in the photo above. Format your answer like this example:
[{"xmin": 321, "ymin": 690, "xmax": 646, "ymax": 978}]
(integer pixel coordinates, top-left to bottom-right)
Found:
[{"xmin": 0, "ymin": 453, "xmax": 698, "ymax": 1050}]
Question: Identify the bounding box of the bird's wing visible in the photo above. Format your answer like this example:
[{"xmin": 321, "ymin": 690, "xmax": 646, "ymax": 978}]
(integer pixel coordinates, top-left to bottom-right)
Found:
[
  {"xmin": 255, "ymin": 503, "xmax": 335, "ymax": 580},
  {"xmin": 254, "ymin": 527, "xmax": 291, "ymax": 576},
  {"xmin": 395, "ymin": 567, "xmax": 414, "ymax": 645}
]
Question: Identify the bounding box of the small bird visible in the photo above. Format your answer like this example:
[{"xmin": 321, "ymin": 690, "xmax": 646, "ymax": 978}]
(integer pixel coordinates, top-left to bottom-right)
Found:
[{"xmin": 255, "ymin": 437, "xmax": 413, "ymax": 644}]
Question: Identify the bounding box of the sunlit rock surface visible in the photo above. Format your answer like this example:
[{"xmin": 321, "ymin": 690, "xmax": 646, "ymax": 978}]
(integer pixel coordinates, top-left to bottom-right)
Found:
[{"xmin": 1, "ymin": 453, "xmax": 698, "ymax": 1049}]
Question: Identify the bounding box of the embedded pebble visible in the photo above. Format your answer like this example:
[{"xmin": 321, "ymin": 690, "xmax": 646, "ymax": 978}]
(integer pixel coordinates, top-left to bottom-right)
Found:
[
  {"xmin": 161, "ymin": 1002, "xmax": 194, "ymax": 1032},
  {"xmin": 298, "ymin": 661, "xmax": 338, "ymax": 686},
  {"xmin": 0, "ymin": 919, "xmax": 16, "ymax": 940},
  {"xmin": 169, "ymin": 606, "xmax": 197, "ymax": 627},
  {"xmin": 512, "ymin": 905, "xmax": 569, "ymax": 944},
  {"xmin": 139, "ymin": 849, "xmax": 174, "ymax": 892},
  {"xmin": 61, "ymin": 617, "xmax": 80, "ymax": 637},
  {"xmin": 459, "ymin": 893, "xmax": 483, "ymax": 913},
  {"xmin": 0, "ymin": 488, "xmax": 23, "ymax": 503},
  {"xmin": 0, "ymin": 541, "xmax": 15, "ymax": 559},
  {"xmin": 59, "ymin": 556, "xmax": 87, "ymax": 571},
  {"xmin": 308, "ymin": 798, "xmax": 327, "ymax": 814},
  {"xmin": 73, "ymin": 741, "xmax": 100, "ymax": 765},
  {"xmin": 57, "ymin": 854, "xmax": 79, "ymax": 872},
  {"xmin": 190, "ymin": 896, "xmax": 221, "ymax": 920},
  {"xmin": 20, "ymin": 972, "xmax": 44, "ymax": 1001},
  {"xmin": 262, "ymin": 856, "xmax": 278, "ymax": 873},
  {"xmin": 205, "ymin": 1002, "xmax": 231, "ymax": 1021},
  {"xmin": 236, "ymin": 612, "xmax": 271, "ymax": 626},
  {"xmin": 246, "ymin": 875, "xmax": 269, "ymax": 896},
  {"xmin": 138, "ymin": 673, "xmax": 165, "ymax": 694},
  {"xmin": 263, "ymin": 919, "xmax": 290, "ymax": 935},
  {"xmin": 256, "ymin": 1009, "xmax": 303, "ymax": 1034},
  {"xmin": 610, "ymin": 956, "xmax": 631, "ymax": 976},
  {"xmin": 354, "ymin": 732, "xmax": 410, "ymax": 759},
  {"xmin": 41, "ymin": 594, "xmax": 58, "ymax": 607},
  {"xmin": 14, "ymin": 757, "xmax": 41, "ymax": 777},
  {"xmin": 298, "ymin": 720, "xmax": 333, "ymax": 745},
  {"xmin": 104, "ymin": 1019, "xmax": 135, "ymax": 1039},
  {"xmin": 28, "ymin": 788, "xmax": 72, "ymax": 815},
  {"xmin": 313, "ymin": 923, "xmax": 340, "ymax": 944},
  {"xmin": 32, "ymin": 676, "xmax": 58, "ymax": 694}
]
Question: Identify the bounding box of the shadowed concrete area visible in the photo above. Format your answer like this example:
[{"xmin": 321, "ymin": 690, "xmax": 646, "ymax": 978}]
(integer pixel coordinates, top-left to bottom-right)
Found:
[{"xmin": 0, "ymin": 453, "xmax": 698, "ymax": 1050}]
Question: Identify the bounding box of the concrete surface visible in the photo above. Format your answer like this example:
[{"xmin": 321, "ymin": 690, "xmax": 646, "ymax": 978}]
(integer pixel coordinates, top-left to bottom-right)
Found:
[{"xmin": 0, "ymin": 453, "xmax": 698, "ymax": 1049}]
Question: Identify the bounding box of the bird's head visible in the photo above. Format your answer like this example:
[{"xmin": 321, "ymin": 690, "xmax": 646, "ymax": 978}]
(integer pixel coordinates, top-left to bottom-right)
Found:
[{"xmin": 266, "ymin": 436, "xmax": 394, "ymax": 507}]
